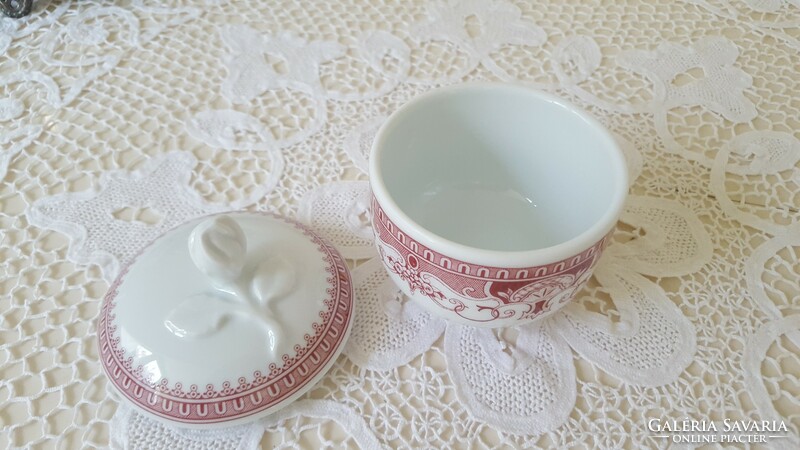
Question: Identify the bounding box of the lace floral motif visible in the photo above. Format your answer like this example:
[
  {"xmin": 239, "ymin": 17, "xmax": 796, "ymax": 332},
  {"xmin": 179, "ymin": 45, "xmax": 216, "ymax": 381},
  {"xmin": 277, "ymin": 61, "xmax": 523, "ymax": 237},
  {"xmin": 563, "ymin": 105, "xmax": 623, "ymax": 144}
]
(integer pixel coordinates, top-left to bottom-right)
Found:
[
  {"xmin": 552, "ymin": 35, "xmax": 602, "ymax": 86},
  {"xmin": 26, "ymin": 152, "xmax": 223, "ymax": 282},
  {"xmin": 296, "ymin": 181, "xmax": 374, "ymax": 259},
  {"xmin": 689, "ymin": 0, "xmax": 800, "ymax": 50},
  {"xmin": 221, "ymin": 26, "xmax": 345, "ymax": 101},
  {"xmin": 556, "ymin": 235, "xmax": 701, "ymax": 385},
  {"xmin": 110, "ymin": 399, "xmax": 384, "ymax": 449},
  {"xmin": 711, "ymin": 131, "xmax": 800, "ymax": 234},
  {"xmin": 38, "ymin": 2, "xmax": 199, "ymax": 104},
  {"xmin": 445, "ymin": 321, "xmax": 576, "ymax": 435},
  {"xmin": 413, "ymin": 0, "xmax": 546, "ymax": 81},
  {"xmin": 0, "ymin": 1, "xmax": 198, "ymax": 182},
  {"xmin": 619, "ymin": 37, "xmax": 756, "ymax": 121},
  {"xmin": 619, "ymin": 37, "xmax": 757, "ymax": 166},
  {"xmin": 187, "ymin": 25, "xmax": 337, "ymax": 150}
]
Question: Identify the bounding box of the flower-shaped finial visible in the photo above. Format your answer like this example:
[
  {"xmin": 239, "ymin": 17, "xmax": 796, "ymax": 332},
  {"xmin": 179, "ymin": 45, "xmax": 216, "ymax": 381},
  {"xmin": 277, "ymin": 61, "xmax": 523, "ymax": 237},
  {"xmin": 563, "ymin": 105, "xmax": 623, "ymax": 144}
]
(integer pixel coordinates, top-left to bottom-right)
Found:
[
  {"xmin": 189, "ymin": 215, "xmax": 247, "ymax": 288},
  {"xmin": 165, "ymin": 215, "xmax": 292, "ymax": 354}
]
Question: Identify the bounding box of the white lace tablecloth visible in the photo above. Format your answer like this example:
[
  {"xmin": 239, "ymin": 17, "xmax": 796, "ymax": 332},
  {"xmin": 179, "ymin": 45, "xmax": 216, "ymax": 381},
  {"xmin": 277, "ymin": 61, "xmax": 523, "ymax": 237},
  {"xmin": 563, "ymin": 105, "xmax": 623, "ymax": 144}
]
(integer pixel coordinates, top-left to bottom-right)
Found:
[{"xmin": 2, "ymin": 0, "xmax": 799, "ymax": 448}]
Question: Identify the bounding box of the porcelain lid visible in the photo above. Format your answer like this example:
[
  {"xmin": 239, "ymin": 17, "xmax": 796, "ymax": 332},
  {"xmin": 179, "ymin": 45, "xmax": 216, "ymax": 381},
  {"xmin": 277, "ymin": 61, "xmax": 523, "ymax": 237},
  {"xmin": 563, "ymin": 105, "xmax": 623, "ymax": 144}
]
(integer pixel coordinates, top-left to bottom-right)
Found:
[{"xmin": 98, "ymin": 213, "xmax": 353, "ymax": 427}]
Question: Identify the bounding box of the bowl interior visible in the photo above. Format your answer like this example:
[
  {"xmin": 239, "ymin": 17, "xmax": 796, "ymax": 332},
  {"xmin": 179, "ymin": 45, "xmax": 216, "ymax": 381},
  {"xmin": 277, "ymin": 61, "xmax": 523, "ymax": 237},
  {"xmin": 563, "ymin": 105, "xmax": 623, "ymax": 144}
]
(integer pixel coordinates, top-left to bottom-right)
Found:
[{"xmin": 375, "ymin": 86, "xmax": 625, "ymax": 252}]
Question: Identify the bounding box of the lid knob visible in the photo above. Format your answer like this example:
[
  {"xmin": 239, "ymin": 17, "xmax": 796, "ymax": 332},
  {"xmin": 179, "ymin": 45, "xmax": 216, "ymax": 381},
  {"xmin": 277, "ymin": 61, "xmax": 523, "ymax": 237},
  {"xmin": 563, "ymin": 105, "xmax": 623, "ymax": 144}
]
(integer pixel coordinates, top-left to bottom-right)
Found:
[
  {"xmin": 189, "ymin": 215, "xmax": 247, "ymax": 287},
  {"xmin": 161, "ymin": 215, "xmax": 296, "ymax": 353},
  {"xmin": 99, "ymin": 212, "xmax": 354, "ymax": 427}
]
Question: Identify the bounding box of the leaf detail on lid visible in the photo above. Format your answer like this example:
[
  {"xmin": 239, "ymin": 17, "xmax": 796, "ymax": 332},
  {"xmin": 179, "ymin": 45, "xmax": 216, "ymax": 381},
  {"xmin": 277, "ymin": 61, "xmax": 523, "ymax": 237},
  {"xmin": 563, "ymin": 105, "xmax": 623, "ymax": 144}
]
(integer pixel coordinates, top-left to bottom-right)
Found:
[
  {"xmin": 164, "ymin": 294, "xmax": 234, "ymax": 338},
  {"xmin": 252, "ymin": 255, "xmax": 296, "ymax": 309},
  {"xmin": 168, "ymin": 215, "xmax": 298, "ymax": 353}
]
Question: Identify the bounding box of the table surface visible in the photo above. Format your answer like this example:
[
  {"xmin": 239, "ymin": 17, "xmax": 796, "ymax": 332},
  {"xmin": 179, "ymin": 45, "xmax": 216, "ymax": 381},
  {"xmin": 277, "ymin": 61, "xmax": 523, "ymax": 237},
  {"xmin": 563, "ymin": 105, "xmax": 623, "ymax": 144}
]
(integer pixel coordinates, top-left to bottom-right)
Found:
[{"xmin": 1, "ymin": 0, "xmax": 799, "ymax": 449}]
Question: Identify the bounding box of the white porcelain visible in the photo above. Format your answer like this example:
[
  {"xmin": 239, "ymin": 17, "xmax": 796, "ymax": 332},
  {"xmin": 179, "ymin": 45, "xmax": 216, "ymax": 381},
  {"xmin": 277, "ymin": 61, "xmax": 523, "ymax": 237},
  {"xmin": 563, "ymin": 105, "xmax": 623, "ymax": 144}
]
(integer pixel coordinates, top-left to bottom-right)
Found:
[
  {"xmin": 98, "ymin": 213, "xmax": 353, "ymax": 428},
  {"xmin": 370, "ymin": 83, "xmax": 628, "ymax": 327}
]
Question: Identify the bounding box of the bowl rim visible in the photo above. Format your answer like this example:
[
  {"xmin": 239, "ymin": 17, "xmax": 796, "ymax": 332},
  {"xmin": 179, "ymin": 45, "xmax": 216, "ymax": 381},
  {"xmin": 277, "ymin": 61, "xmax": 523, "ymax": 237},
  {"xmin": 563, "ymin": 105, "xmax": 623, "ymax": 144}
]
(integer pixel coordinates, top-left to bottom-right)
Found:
[{"xmin": 369, "ymin": 82, "xmax": 628, "ymax": 268}]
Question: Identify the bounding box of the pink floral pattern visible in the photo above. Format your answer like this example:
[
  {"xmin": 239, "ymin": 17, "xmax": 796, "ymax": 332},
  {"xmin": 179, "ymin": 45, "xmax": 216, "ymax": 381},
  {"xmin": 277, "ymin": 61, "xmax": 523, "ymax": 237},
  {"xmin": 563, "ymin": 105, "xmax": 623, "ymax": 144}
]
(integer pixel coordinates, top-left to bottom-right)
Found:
[
  {"xmin": 373, "ymin": 195, "xmax": 612, "ymax": 324},
  {"xmin": 384, "ymin": 253, "xmax": 447, "ymax": 303}
]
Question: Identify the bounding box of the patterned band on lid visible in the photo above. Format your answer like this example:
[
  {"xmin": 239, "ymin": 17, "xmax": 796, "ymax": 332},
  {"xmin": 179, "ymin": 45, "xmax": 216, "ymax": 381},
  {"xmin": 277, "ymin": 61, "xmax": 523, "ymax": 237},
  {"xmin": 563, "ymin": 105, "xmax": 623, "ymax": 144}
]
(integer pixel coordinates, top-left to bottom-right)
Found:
[{"xmin": 98, "ymin": 214, "xmax": 353, "ymax": 425}]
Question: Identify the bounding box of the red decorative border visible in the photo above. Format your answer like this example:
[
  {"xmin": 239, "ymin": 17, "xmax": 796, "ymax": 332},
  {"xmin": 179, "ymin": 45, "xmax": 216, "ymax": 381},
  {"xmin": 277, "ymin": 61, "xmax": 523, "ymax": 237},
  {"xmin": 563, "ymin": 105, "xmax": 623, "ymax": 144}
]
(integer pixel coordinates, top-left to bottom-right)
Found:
[
  {"xmin": 372, "ymin": 196, "xmax": 612, "ymax": 322},
  {"xmin": 98, "ymin": 213, "xmax": 353, "ymax": 425}
]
